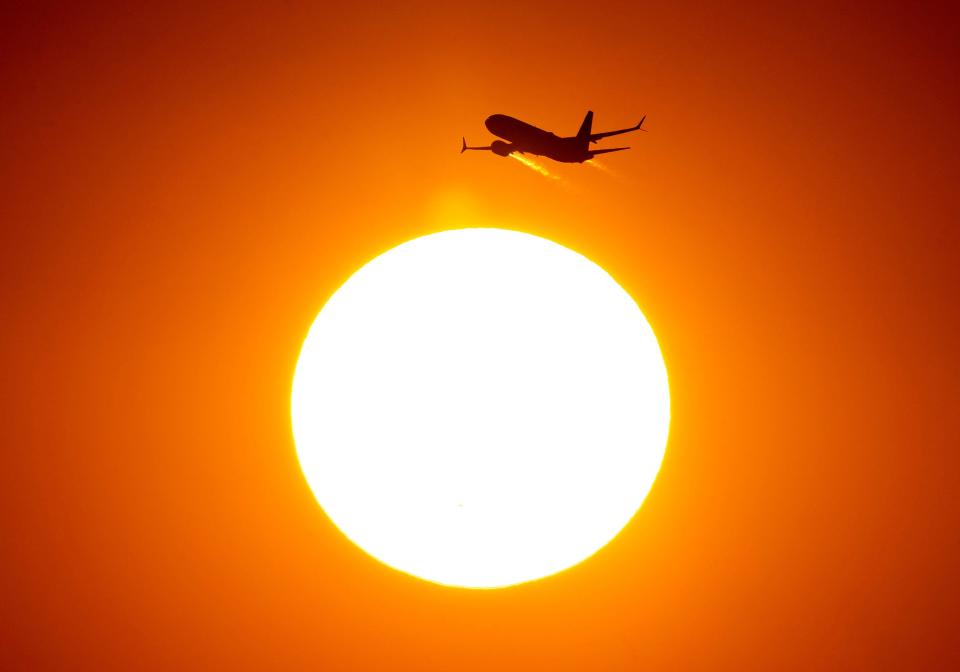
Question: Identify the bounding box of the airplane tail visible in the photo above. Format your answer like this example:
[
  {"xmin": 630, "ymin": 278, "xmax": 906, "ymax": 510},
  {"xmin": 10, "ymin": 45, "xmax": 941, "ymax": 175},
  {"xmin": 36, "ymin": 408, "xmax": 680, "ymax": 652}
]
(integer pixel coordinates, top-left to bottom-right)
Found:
[{"xmin": 576, "ymin": 110, "xmax": 594, "ymax": 141}]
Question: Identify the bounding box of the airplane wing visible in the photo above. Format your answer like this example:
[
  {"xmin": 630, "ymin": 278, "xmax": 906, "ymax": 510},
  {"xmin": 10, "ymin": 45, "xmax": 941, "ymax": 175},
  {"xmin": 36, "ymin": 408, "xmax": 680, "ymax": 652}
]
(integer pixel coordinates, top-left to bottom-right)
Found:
[
  {"xmin": 589, "ymin": 115, "xmax": 645, "ymax": 143},
  {"xmin": 461, "ymin": 137, "xmax": 491, "ymax": 153}
]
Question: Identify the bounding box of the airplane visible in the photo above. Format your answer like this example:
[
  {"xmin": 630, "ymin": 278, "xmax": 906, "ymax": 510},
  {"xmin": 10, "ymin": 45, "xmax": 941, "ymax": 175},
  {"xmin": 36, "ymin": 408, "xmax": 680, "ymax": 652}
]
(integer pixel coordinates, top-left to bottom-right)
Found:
[{"xmin": 461, "ymin": 110, "xmax": 645, "ymax": 164}]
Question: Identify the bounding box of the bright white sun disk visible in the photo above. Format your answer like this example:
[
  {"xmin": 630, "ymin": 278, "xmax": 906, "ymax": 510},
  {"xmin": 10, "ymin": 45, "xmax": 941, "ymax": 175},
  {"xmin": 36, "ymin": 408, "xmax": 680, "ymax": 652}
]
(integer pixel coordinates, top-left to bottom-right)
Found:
[{"xmin": 291, "ymin": 228, "xmax": 670, "ymax": 588}]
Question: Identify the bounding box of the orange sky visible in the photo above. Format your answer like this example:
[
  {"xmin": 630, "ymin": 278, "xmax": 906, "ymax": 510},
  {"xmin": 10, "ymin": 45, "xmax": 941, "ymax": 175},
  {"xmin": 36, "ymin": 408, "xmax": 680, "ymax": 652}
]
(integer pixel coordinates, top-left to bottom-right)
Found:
[{"xmin": 3, "ymin": 2, "xmax": 959, "ymax": 669}]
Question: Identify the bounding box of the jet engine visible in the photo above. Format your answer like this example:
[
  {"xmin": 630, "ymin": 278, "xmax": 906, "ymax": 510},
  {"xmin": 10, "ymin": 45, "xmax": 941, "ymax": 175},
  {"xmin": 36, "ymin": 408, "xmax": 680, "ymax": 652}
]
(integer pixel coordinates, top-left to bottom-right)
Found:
[{"xmin": 491, "ymin": 140, "xmax": 513, "ymax": 157}]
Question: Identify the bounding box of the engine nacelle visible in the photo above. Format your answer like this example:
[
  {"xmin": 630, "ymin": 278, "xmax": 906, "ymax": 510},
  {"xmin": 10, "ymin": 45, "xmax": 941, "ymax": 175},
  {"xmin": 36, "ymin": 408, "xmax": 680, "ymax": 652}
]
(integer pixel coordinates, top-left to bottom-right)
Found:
[{"xmin": 491, "ymin": 140, "xmax": 513, "ymax": 157}]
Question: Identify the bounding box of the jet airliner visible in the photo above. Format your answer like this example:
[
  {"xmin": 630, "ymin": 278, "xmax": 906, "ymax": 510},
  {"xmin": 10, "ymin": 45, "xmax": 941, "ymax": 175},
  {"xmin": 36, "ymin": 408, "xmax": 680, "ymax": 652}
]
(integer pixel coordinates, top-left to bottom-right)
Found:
[{"xmin": 461, "ymin": 111, "xmax": 645, "ymax": 164}]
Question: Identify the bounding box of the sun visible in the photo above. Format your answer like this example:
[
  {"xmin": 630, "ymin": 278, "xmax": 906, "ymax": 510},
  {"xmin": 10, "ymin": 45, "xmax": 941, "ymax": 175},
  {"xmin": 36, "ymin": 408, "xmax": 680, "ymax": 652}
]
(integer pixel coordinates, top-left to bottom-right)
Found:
[{"xmin": 291, "ymin": 228, "xmax": 670, "ymax": 588}]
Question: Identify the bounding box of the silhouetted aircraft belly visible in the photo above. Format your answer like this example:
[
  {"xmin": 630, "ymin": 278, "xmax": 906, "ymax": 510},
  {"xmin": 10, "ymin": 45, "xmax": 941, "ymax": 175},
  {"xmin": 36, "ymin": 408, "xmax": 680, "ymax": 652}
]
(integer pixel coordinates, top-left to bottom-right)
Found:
[
  {"xmin": 485, "ymin": 114, "xmax": 570, "ymax": 160},
  {"xmin": 462, "ymin": 111, "xmax": 644, "ymax": 164}
]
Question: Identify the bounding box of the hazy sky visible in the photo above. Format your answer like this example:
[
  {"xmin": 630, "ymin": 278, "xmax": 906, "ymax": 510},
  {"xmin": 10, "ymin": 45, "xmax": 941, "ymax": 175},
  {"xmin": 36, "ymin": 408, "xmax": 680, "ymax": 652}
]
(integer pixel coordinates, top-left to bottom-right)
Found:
[{"xmin": 3, "ymin": 2, "xmax": 958, "ymax": 669}]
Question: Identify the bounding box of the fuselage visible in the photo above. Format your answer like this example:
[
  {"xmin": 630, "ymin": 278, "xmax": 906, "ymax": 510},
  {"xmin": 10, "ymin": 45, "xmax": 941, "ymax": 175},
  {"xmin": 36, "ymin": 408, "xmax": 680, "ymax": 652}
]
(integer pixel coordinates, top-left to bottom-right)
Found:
[{"xmin": 485, "ymin": 114, "xmax": 591, "ymax": 163}]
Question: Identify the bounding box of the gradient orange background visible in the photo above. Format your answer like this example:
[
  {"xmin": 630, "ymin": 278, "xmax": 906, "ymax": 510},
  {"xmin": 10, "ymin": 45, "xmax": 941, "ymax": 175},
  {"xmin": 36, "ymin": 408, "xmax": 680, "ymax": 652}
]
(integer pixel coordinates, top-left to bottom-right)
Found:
[{"xmin": 3, "ymin": 2, "xmax": 958, "ymax": 669}]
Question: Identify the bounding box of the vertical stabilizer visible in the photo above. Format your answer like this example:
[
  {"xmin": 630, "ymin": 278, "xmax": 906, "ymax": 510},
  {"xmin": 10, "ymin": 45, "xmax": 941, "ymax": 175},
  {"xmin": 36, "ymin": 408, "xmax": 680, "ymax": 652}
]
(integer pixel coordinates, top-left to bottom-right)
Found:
[{"xmin": 576, "ymin": 110, "xmax": 594, "ymax": 140}]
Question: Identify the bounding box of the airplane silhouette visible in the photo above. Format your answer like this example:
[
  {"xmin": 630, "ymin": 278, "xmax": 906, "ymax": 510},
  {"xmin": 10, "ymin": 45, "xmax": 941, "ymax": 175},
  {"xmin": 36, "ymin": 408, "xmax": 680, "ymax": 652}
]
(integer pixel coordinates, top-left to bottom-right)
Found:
[{"xmin": 461, "ymin": 111, "xmax": 645, "ymax": 164}]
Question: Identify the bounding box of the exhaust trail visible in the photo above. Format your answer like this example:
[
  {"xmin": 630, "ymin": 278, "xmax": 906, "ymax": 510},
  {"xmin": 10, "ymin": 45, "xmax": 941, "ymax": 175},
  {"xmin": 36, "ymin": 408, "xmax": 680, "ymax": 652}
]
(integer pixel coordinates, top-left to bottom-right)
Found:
[
  {"xmin": 585, "ymin": 159, "xmax": 617, "ymax": 176},
  {"xmin": 585, "ymin": 158, "xmax": 630, "ymax": 185},
  {"xmin": 509, "ymin": 153, "xmax": 560, "ymax": 180}
]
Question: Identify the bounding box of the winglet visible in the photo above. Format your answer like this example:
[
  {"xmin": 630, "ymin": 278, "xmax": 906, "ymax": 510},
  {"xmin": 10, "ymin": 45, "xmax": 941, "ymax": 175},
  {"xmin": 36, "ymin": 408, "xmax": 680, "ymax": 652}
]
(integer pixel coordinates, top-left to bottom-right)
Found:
[
  {"xmin": 461, "ymin": 137, "xmax": 467, "ymax": 154},
  {"xmin": 638, "ymin": 115, "xmax": 647, "ymax": 131}
]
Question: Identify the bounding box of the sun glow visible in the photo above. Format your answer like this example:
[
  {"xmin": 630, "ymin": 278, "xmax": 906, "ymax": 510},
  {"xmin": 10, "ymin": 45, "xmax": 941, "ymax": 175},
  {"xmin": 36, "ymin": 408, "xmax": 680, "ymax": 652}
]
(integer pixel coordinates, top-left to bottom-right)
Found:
[{"xmin": 291, "ymin": 229, "xmax": 670, "ymax": 588}]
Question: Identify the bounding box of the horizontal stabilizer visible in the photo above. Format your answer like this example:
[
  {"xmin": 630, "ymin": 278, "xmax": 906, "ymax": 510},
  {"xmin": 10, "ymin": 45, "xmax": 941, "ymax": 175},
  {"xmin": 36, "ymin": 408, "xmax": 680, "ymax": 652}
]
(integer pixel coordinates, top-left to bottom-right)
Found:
[{"xmin": 589, "ymin": 147, "xmax": 630, "ymax": 157}]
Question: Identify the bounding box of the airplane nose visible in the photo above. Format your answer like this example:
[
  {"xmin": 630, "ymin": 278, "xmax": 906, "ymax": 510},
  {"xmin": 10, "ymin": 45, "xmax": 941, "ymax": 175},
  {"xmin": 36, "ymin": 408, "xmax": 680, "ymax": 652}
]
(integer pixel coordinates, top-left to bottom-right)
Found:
[{"xmin": 485, "ymin": 114, "xmax": 506, "ymax": 134}]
